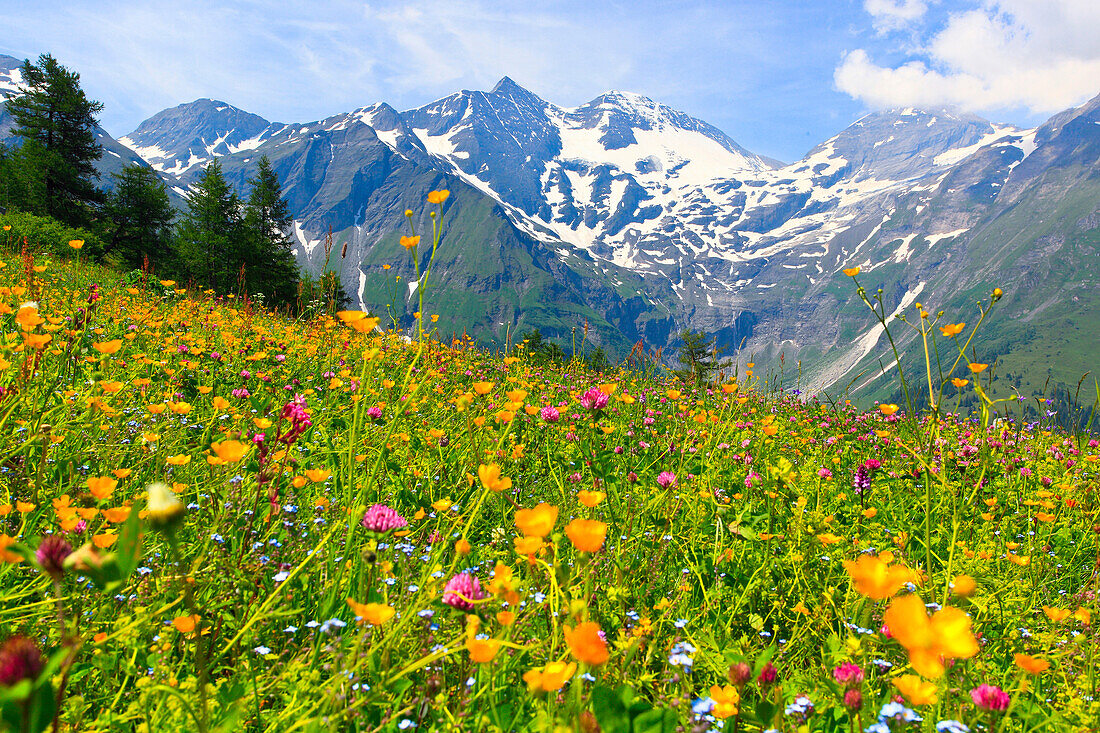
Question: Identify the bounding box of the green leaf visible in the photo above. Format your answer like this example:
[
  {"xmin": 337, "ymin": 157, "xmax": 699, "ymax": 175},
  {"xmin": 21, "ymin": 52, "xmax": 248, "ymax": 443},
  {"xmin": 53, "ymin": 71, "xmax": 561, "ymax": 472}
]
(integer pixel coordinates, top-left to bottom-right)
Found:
[
  {"xmin": 115, "ymin": 505, "xmax": 144, "ymax": 580},
  {"xmin": 632, "ymin": 708, "xmax": 676, "ymax": 733}
]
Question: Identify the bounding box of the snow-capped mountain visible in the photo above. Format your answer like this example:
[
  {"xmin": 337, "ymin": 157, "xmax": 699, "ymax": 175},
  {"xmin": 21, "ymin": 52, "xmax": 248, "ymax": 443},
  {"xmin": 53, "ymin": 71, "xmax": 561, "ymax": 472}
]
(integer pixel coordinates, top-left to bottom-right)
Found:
[{"xmin": 10, "ymin": 60, "xmax": 1100, "ymax": 396}]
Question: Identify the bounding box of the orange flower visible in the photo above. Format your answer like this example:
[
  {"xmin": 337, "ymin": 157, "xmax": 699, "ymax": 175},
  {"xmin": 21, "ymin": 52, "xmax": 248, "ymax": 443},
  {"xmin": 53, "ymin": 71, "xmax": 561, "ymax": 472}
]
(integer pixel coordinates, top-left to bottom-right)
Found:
[
  {"xmin": 883, "ymin": 594, "xmax": 978, "ymax": 678},
  {"xmin": 709, "ymin": 685, "xmax": 740, "ymax": 718},
  {"xmin": 939, "ymin": 323, "xmax": 965, "ymax": 337},
  {"xmin": 211, "ymin": 440, "xmax": 248, "ymax": 462},
  {"xmin": 514, "ymin": 503, "xmax": 558, "ymax": 538},
  {"xmin": 951, "ymin": 575, "xmax": 976, "ymax": 597},
  {"xmin": 514, "ymin": 536, "xmax": 544, "ymax": 555},
  {"xmin": 577, "ymin": 490, "xmax": 606, "ymax": 507},
  {"xmin": 465, "ymin": 637, "xmax": 501, "ymax": 663},
  {"xmin": 346, "ymin": 599, "xmax": 395, "ymax": 625},
  {"xmin": 112, "ymin": 468, "xmax": 132, "ymax": 480},
  {"xmin": 496, "ymin": 610, "xmax": 516, "ymax": 626},
  {"xmin": 86, "ymin": 476, "xmax": 118, "ymax": 501},
  {"xmin": 565, "ymin": 518, "xmax": 606, "ymax": 553},
  {"xmin": 951, "ymin": 378, "xmax": 969, "ymax": 388},
  {"xmin": 844, "ymin": 554, "xmax": 915, "ymax": 600},
  {"xmin": 427, "ymin": 189, "xmax": 450, "ymax": 204},
  {"xmin": 1014, "ymin": 653, "xmax": 1050, "ymax": 674},
  {"xmin": 305, "ymin": 468, "xmax": 331, "ymax": 483},
  {"xmin": 1034, "ymin": 606, "xmax": 1067, "ymax": 624},
  {"xmin": 523, "ymin": 661, "xmax": 576, "ymax": 692},
  {"xmin": 0, "ymin": 534, "xmax": 23, "ymax": 563},
  {"xmin": 472, "ymin": 381, "xmax": 495, "ymax": 395},
  {"xmin": 564, "ymin": 621, "xmax": 609, "ymax": 665},
  {"xmin": 399, "ymin": 235, "xmax": 420, "ymax": 250},
  {"xmin": 879, "ymin": 403, "xmax": 899, "ymax": 416},
  {"xmin": 16, "ymin": 501, "xmax": 35, "ymax": 514},
  {"xmin": 93, "ymin": 532, "xmax": 117, "ymax": 549},
  {"xmin": 816, "ymin": 532, "xmax": 844, "ymax": 545},
  {"xmin": 15, "ymin": 304, "xmax": 44, "ymax": 330},
  {"xmin": 843, "ymin": 266, "xmax": 861, "ymax": 276},
  {"xmin": 968, "ymin": 363, "xmax": 988, "ymax": 374},
  {"xmin": 892, "ymin": 674, "xmax": 938, "ymax": 705},
  {"xmin": 68, "ymin": 239, "xmax": 84, "ymax": 250},
  {"xmin": 172, "ymin": 614, "xmax": 199, "ymax": 633},
  {"xmin": 478, "ymin": 463, "xmax": 512, "ymax": 492},
  {"xmin": 166, "ymin": 454, "xmax": 191, "ymax": 466},
  {"xmin": 102, "ymin": 506, "xmax": 131, "ymax": 523},
  {"xmin": 92, "ymin": 339, "xmax": 122, "ymax": 355}
]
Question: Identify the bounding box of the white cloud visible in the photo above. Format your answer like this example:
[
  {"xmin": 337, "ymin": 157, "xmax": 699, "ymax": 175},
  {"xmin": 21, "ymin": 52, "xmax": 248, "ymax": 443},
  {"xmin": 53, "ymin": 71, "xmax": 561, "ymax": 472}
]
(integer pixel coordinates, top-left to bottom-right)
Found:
[
  {"xmin": 837, "ymin": 0, "xmax": 1100, "ymax": 114},
  {"xmin": 864, "ymin": 0, "xmax": 929, "ymax": 32}
]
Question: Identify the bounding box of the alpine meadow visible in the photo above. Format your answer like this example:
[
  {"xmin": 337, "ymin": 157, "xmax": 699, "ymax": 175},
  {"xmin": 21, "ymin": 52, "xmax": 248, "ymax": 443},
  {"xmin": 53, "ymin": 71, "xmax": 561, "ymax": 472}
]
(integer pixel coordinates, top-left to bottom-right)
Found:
[{"xmin": 1, "ymin": 5, "xmax": 1100, "ymax": 732}]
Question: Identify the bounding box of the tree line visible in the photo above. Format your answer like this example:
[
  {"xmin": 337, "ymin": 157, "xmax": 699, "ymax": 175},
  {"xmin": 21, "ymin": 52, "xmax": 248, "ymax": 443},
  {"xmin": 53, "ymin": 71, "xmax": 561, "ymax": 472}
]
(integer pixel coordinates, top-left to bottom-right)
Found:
[{"xmin": 0, "ymin": 53, "xmax": 300, "ymax": 307}]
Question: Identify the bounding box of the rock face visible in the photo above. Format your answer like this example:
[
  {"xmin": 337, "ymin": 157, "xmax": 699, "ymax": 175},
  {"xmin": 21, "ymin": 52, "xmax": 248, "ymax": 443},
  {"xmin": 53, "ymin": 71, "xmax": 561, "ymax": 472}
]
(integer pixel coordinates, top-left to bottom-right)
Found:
[{"xmin": 4, "ymin": 50, "xmax": 1099, "ymax": 393}]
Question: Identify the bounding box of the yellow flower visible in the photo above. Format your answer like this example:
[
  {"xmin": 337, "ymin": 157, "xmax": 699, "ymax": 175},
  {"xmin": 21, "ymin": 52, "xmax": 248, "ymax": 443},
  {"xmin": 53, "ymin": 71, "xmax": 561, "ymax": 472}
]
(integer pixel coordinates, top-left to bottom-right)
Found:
[
  {"xmin": 478, "ymin": 463, "xmax": 512, "ymax": 492},
  {"xmin": 523, "ymin": 661, "xmax": 576, "ymax": 692},
  {"xmin": 514, "ymin": 503, "xmax": 558, "ymax": 538},
  {"xmin": 86, "ymin": 476, "xmax": 118, "ymax": 501},
  {"xmin": 465, "ymin": 637, "xmax": 501, "ymax": 663},
  {"xmin": 709, "ymin": 685, "xmax": 740, "ymax": 718},
  {"xmin": 939, "ymin": 322, "xmax": 965, "ymax": 337},
  {"xmin": 883, "ymin": 594, "xmax": 978, "ymax": 678},
  {"xmin": 577, "ymin": 490, "xmax": 606, "ymax": 507},
  {"xmin": 1043, "ymin": 606, "xmax": 1070, "ymax": 623},
  {"xmin": 1014, "ymin": 653, "xmax": 1050, "ymax": 674},
  {"xmin": 346, "ymin": 599, "xmax": 395, "ymax": 625},
  {"xmin": 892, "ymin": 674, "xmax": 938, "ymax": 705},
  {"xmin": 172, "ymin": 614, "xmax": 199, "ymax": 633},
  {"xmin": 844, "ymin": 554, "xmax": 915, "ymax": 600},
  {"xmin": 211, "ymin": 440, "xmax": 248, "ymax": 462},
  {"xmin": 166, "ymin": 454, "xmax": 191, "ymax": 466},
  {"xmin": 565, "ymin": 518, "xmax": 607, "ymax": 553},
  {"xmin": 92, "ymin": 339, "xmax": 122, "ymax": 355},
  {"xmin": 951, "ymin": 575, "xmax": 976, "ymax": 597},
  {"xmin": 564, "ymin": 621, "xmax": 609, "ymax": 665}
]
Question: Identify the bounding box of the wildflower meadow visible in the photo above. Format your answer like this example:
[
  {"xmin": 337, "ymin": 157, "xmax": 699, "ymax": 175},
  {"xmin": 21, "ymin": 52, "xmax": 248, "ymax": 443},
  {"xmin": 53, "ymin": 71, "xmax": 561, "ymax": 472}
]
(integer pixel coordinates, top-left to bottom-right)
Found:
[{"xmin": 0, "ymin": 194, "xmax": 1098, "ymax": 733}]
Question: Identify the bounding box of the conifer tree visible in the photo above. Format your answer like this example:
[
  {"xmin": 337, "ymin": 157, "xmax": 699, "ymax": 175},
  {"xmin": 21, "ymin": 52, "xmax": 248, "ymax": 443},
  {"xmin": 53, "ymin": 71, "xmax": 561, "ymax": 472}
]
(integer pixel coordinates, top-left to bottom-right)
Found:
[
  {"xmin": 676, "ymin": 328, "xmax": 721, "ymax": 384},
  {"xmin": 4, "ymin": 53, "xmax": 104, "ymax": 226},
  {"xmin": 102, "ymin": 164, "xmax": 174, "ymax": 270},
  {"xmin": 175, "ymin": 159, "xmax": 240, "ymax": 291},
  {"xmin": 242, "ymin": 155, "xmax": 299, "ymax": 304}
]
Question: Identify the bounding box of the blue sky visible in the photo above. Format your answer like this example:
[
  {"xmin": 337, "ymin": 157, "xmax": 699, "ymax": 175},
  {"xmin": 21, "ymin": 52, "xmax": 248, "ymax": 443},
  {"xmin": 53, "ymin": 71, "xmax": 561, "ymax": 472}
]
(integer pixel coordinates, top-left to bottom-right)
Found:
[{"xmin": 2, "ymin": 0, "xmax": 1098, "ymax": 162}]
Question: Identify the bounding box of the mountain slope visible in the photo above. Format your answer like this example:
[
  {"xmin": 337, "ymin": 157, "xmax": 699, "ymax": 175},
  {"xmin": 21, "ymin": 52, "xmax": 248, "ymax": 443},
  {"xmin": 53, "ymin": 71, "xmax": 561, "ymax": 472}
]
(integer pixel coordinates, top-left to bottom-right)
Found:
[{"xmin": 119, "ymin": 79, "xmax": 1100, "ymax": 387}]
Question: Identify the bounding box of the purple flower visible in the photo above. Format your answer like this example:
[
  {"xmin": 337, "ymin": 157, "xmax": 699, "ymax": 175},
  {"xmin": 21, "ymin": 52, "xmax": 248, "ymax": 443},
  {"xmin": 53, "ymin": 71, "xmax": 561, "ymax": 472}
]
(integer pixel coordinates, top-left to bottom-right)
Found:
[
  {"xmin": 853, "ymin": 465, "xmax": 871, "ymax": 494},
  {"xmin": 366, "ymin": 406, "xmax": 383, "ymax": 420},
  {"xmin": 970, "ymin": 684, "xmax": 1010, "ymax": 712},
  {"xmin": 36, "ymin": 536, "xmax": 72, "ymax": 579},
  {"xmin": 657, "ymin": 471, "xmax": 677, "ymax": 489},
  {"xmin": 832, "ymin": 662, "xmax": 864, "ymax": 687},
  {"xmin": 361, "ymin": 504, "xmax": 408, "ymax": 533},
  {"xmin": 580, "ymin": 387, "xmax": 609, "ymax": 411},
  {"xmin": 442, "ymin": 572, "xmax": 485, "ymax": 611},
  {"xmin": 0, "ymin": 636, "xmax": 45, "ymax": 687}
]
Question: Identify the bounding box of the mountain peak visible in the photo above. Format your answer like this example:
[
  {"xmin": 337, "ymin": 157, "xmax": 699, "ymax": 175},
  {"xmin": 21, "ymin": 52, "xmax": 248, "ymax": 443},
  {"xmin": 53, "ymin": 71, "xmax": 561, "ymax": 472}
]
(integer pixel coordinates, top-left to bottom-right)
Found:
[{"xmin": 490, "ymin": 76, "xmax": 525, "ymax": 95}]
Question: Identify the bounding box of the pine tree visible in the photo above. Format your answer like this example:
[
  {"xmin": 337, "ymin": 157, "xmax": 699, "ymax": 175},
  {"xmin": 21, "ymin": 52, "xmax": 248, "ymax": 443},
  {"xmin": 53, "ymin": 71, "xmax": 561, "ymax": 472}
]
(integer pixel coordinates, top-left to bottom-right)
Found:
[
  {"xmin": 4, "ymin": 53, "xmax": 104, "ymax": 226},
  {"xmin": 676, "ymin": 328, "xmax": 721, "ymax": 385},
  {"xmin": 242, "ymin": 155, "xmax": 299, "ymax": 305},
  {"xmin": 102, "ymin": 164, "xmax": 174, "ymax": 270},
  {"xmin": 175, "ymin": 159, "xmax": 240, "ymax": 291}
]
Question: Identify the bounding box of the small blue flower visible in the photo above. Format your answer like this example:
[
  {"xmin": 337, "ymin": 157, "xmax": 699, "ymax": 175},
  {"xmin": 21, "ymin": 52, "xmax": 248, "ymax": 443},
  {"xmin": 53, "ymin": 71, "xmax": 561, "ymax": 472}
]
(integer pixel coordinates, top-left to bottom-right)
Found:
[{"xmin": 253, "ymin": 646, "xmax": 271, "ymax": 655}]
